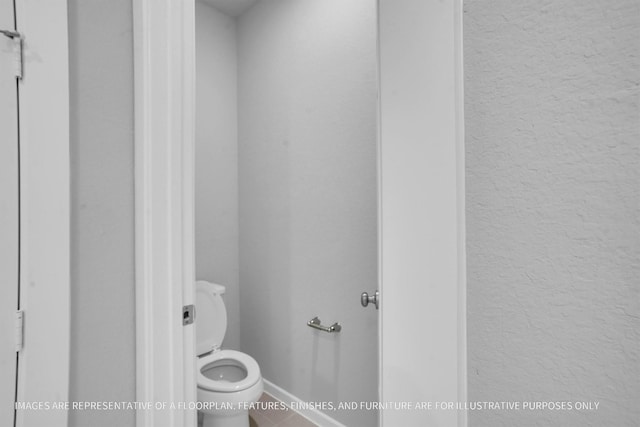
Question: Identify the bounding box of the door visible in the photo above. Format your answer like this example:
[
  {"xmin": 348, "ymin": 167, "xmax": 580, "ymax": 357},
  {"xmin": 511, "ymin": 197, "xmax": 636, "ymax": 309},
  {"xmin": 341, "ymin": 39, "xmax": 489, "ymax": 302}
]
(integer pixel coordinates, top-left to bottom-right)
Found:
[
  {"xmin": 379, "ymin": 1, "xmax": 465, "ymax": 426},
  {"xmin": 0, "ymin": 0, "xmax": 20, "ymax": 424}
]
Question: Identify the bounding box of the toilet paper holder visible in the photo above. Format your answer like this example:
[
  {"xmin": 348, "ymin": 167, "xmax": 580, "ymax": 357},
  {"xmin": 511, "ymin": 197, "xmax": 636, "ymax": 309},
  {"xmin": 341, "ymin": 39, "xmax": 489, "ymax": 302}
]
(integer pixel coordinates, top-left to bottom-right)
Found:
[{"xmin": 307, "ymin": 316, "xmax": 341, "ymax": 333}]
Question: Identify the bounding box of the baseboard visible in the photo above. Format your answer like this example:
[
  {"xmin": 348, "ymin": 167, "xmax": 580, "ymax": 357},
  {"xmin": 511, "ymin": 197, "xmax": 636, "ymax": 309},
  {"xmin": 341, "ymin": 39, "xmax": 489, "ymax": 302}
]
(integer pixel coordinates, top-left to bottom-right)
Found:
[{"xmin": 262, "ymin": 379, "xmax": 346, "ymax": 427}]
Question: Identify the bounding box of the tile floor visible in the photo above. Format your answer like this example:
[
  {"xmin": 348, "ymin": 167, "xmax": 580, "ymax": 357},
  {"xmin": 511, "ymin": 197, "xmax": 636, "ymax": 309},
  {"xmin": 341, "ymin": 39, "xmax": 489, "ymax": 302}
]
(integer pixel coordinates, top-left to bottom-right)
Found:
[{"xmin": 249, "ymin": 393, "xmax": 318, "ymax": 427}]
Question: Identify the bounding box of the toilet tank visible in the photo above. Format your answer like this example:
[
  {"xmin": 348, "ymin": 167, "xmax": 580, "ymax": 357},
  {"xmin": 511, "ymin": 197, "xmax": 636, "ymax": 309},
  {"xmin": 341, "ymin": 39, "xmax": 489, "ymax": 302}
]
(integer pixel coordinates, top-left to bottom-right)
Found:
[
  {"xmin": 195, "ymin": 280, "xmax": 227, "ymax": 355},
  {"xmin": 196, "ymin": 280, "xmax": 225, "ymax": 295}
]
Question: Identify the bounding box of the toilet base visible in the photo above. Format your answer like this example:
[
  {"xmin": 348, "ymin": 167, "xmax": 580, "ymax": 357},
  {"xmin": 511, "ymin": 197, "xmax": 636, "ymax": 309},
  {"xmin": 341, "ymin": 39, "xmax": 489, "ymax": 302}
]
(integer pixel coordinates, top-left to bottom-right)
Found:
[{"xmin": 201, "ymin": 409, "xmax": 250, "ymax": 427}]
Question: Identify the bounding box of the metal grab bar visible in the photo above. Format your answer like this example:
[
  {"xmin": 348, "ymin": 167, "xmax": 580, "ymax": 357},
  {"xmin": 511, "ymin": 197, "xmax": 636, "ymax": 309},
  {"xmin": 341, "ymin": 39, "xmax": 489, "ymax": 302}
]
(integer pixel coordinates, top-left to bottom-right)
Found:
[
  {"xmin": 307, "ymin": 316, "xmax": 341, "ymax": 333},
  {"xmin": 0, "ymin": 29, "xmax": 20, "ymax": 39}
]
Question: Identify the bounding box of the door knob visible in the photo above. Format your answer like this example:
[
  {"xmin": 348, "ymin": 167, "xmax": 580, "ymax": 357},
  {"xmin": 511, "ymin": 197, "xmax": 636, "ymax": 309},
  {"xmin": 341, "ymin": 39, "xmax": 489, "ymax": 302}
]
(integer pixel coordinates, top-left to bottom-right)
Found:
[{"xmin": 361, "ymin": 290, "xmax": 379, "ymax": 310}]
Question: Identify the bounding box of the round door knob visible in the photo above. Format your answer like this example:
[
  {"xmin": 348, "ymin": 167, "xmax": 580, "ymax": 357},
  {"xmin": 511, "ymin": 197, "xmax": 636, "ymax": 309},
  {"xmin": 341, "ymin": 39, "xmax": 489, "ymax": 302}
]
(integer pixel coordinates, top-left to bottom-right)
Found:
[{"xmin": 361, "ymin": 291, "xmax": 379, "ymax": 309}]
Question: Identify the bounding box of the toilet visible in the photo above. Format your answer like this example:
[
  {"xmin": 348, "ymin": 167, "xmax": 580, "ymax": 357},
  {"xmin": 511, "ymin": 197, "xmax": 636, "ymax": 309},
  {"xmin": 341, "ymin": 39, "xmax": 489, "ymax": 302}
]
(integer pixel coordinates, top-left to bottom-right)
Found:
[{"xmin": 196, "ymin": 280, "xmax": 263, "ymax": 427}]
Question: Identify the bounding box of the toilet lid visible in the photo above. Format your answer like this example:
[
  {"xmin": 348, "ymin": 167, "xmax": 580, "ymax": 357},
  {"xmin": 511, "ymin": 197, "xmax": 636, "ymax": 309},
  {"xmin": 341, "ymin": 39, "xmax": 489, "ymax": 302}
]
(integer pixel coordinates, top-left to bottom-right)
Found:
[{"xmin": 196, "ymin": 281, "xmax": 227, "ymax": 356}]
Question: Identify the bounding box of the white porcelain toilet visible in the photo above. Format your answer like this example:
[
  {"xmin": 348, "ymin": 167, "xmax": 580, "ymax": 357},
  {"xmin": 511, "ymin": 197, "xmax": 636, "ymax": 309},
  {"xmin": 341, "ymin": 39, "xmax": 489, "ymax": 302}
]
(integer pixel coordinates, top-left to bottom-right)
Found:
[{"xmin": 196, "ymin": 280, "xmax": 263, "ymax": 427}]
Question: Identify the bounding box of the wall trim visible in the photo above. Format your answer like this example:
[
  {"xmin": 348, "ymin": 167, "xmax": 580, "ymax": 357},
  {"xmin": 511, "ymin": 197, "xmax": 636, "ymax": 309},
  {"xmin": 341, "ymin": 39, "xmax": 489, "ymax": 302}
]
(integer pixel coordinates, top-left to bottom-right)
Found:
[
  {"xmin": 133, "ymin": 0, "xmax": 196, "ymax": 426},
  {"xmin": 263, "ymin": 379, "xmax": 346, "ymax": 427}
]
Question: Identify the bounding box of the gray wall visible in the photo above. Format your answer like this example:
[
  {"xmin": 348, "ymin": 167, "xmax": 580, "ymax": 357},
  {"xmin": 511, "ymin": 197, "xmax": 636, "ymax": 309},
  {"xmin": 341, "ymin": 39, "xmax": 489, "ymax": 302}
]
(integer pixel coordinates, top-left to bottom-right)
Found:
[
  {"xmin": 68, "ymin": 0, "xmax": 136, "ymax": 426},
  {"xmin": 465, "ymin": 1, "xmax": 640, "ymax": 426},
  {"xmin": 237, "ymin": 1, "xmax": 378, "ymax": 425},
  {"xmin": 195, "ymin": 2, "xmax": 241, "ymax": 351}
]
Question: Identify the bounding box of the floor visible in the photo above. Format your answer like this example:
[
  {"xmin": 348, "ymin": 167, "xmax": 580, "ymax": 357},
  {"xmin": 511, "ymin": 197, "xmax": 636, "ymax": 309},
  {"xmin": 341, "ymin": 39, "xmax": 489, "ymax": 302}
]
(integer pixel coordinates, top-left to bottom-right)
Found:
[
  {"xmin": 197, "ymin": 392, "xmax": 318, "ymax": 427},
  {"xmin": 249, "ymin": 393, "xmax": 318, "ymax": 427}
]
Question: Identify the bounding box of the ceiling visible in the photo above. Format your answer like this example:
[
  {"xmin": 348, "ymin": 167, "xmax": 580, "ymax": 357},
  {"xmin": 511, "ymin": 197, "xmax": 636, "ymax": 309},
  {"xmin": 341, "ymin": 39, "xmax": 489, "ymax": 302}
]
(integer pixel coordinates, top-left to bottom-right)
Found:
[{"xmin": 199, "ymin": 0, "xmax": 259, "ymax": 17}]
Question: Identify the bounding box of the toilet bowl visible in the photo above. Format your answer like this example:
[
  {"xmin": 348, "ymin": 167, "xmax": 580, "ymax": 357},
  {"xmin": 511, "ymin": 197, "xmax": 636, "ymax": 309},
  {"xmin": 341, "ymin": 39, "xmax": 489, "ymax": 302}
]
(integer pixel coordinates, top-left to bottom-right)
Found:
[{"xmin": 196, "ymin": 281, "xmax": 263, "ymax": 427}]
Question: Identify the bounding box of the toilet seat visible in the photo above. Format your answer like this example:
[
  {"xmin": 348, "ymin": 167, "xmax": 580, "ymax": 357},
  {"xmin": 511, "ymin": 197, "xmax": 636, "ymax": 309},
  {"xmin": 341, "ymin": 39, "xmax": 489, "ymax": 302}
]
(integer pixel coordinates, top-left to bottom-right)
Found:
[{"xmin": 197, "ymin": 349, "xmax": 261, "ymax": 393}]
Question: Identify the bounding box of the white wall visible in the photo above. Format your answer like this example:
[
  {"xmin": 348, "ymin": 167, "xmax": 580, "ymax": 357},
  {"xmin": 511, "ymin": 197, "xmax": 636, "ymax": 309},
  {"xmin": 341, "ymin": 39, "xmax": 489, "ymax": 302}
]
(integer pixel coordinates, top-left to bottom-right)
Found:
[
  {"xmin": 195, "ymin": 1, "xmax": 241, "ymax": 351},
  {"xmin": 68, "ymin": 0, "xmax": 136, "ymax": 426},
  {"xmin": 465, "ymin": 0, "xmax": 640, "ymax": 426},
  {"xmin": 237, "ymin": 1, "xmax": 378, "ymax": 425}
]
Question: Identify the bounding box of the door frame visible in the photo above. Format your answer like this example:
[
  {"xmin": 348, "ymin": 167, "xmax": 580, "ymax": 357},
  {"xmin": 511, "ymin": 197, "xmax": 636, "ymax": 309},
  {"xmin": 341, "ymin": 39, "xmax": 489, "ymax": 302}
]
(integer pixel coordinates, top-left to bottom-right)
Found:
[
  {"xmin": 133, "ymin": 1, "xmax": 465, "ymax": 426},
  {"xmin": 12, "ymin": 1, "xmax": 70, "ymax": 426},
  {"xmin": 133, "ymin": 1, "xmax": 196, "ymax": 426}
]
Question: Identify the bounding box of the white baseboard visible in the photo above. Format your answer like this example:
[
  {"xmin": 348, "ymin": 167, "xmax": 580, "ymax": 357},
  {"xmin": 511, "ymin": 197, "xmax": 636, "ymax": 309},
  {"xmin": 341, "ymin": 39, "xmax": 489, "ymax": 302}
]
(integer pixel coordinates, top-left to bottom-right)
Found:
[{"xmin": 262, "ymin": 379, "xmax": 346, "ymax": 427}]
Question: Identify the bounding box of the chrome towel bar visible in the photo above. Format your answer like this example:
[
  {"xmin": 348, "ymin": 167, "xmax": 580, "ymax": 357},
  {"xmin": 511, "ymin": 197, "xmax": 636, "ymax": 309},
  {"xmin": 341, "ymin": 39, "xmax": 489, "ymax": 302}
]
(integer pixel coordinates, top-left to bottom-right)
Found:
[{"xmin": 307, "ymin": 316, "xmax": 341, "ymax": 333}]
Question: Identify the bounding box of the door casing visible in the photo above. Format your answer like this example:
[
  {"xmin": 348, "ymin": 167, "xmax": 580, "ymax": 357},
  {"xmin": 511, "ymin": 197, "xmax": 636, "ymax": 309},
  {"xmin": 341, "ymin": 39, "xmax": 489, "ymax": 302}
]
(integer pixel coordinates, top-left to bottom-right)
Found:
[
  {"xmin": 133, "ymin": 1, "xmax": 196, "ymax": 426},
  {"xmin": 133, "ymin": 1, "xmax": 465, "ymax": 426}
]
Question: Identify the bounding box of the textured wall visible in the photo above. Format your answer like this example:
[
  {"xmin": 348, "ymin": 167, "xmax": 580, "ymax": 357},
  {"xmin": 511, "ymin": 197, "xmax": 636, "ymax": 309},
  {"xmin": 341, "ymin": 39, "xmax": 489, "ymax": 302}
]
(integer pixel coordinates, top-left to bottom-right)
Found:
[
  {"xmin": 195, "ymin": 2, "xmax": 241, "ymax": 351},
  {"xmin": 465, "ymin": 0, "xmax": 640, "ymax": 426},
  {"xmin": 68, "ymin": 0, "xmax": 136, "ymax": 425},
  {"xmin": 237, "ymin": 1, "xmax": 378, "ymax": 425}
]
